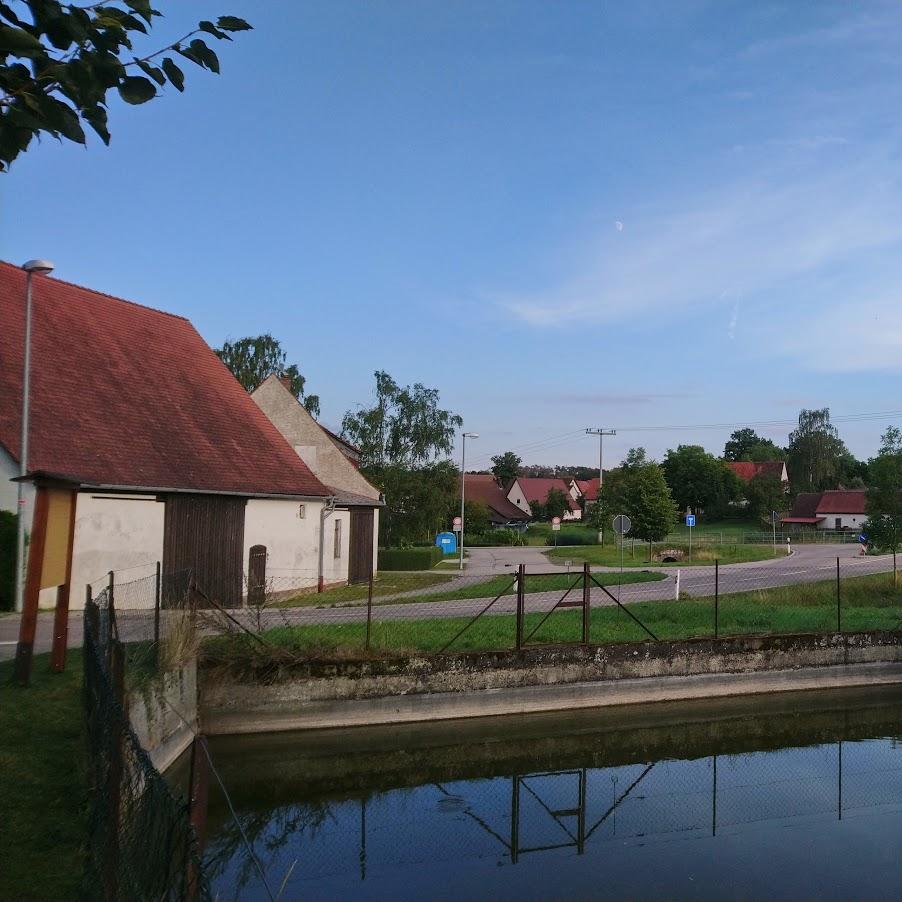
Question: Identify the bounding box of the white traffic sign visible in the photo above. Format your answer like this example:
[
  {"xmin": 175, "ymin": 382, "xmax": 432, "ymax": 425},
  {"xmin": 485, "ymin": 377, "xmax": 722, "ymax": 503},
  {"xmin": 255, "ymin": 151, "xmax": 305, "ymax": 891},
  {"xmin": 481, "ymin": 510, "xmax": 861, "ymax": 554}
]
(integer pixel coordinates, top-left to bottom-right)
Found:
[
  {"xmin": 551, "ymin": 516, "xmax": 561, "ymax": 531},
  {"xmin": 452, "ymin": 516, "xmax": 462, "ymax": 532},
  {"xmin": 612, "ymin": 514, "xmax": 631, "ymax": 535}
]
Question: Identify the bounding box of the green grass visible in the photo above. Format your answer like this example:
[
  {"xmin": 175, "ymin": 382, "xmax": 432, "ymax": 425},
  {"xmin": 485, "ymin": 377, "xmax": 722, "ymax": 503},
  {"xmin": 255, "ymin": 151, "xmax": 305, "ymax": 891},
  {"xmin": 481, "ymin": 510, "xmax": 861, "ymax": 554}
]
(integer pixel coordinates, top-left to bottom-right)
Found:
[
  {"xmin": 1, "ymin": 652, "xmax": 87, "ymax": 902},
  {"xmin": 546, "ymin": 541, "xmax": 776, "ymax": 567},
  {"xmin": 275, "ymin": 570, "xmax": 664, "ymax": 608},
  {"xmin": 207, "ymin": 571, "xmax": 902, "ymax": 660}
]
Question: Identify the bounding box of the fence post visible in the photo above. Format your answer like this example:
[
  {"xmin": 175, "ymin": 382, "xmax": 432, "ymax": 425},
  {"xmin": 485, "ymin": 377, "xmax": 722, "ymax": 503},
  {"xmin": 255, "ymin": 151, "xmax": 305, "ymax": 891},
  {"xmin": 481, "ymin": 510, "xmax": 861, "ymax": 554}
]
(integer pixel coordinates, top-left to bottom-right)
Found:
[
  {"xmin": 515, "ymin": 564, "xmax": 525, "ymax": 651},
  {"xmin": 185, "ymin": 736, "xmax": 210, "ymax": 901},
  {"xmin": 154, "ymin": 561, "xmax": 162, "ymax": 649},
  {"xmin": 714, "ymin": 560, "xmax": 719, "ymax": 640},
  {"xmin": 582, "ymin": 562, "xmax": 590, "ymax": 646},
  {"xmin": 836, "ymin": 556, "xmax": 841, "ymax": 633},
  {"xmin": 894, "ymin": 550, "xmax": 898, "ymax": 589},
  {"xmin": 104, "ymin": 639, "xmax": 125, "ymax": 901},
  {"xmin": 365, "ymin": 572, "xmax": 374, "ymax": 652},
  {"xmin": 107, "ymin": 570, "xmax": 115, "ymax": 662}
]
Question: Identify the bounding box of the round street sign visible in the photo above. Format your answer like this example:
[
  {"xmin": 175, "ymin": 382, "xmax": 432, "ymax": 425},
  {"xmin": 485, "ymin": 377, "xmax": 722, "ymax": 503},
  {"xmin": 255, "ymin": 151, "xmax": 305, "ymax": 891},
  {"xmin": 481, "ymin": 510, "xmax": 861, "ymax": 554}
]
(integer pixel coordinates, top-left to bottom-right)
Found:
[
  {"xmin": 551, "ymin": 516, "xmax": 562, "ymax": 531},
  {"xmin": 453, "ymin": 516, "xmax": 462, "ymax": 531},
  {"xmin": 612, "ymin": 514, "xmax": 632, "ymax": 535}
]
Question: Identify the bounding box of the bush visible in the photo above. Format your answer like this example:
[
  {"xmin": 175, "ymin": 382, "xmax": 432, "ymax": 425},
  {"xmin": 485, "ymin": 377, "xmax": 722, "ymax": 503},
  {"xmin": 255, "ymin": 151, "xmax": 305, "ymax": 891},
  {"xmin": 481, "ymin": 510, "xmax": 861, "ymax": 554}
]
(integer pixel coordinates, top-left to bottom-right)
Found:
[
  {"xmin": 0, "ymin": 511, "xmax": 16, "ymax": 611},
  {"xmin": 554, "ymin": 528, "xmax": 599, "ymax": 546},
  {"xmin": 466, "ymin": 529, "xmax": 526, "ymax": 547},
  {"xmin": 378, "ymin": 546, "xmax": 445, "ymax": 570}
]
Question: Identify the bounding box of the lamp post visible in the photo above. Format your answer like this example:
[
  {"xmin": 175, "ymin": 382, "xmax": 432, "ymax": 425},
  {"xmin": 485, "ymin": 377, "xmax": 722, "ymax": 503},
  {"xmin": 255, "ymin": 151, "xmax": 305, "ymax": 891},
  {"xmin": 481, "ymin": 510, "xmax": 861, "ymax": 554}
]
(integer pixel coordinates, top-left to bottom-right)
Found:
[
  {"xmin": 14, "ymin": 260, "xmax": 54, "ymax": 614},
  {"xmin": 459, "ymin": 431, "xmax": 478, "ymax": 571}
]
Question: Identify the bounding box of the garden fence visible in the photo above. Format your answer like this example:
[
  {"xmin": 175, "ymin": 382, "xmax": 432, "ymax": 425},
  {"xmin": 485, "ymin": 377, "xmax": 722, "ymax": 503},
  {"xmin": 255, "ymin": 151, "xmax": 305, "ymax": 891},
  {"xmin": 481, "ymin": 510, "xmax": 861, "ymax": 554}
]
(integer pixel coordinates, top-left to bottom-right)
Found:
[{"xmin": 83, "ymin": 583, "xmax": 210, "ymax": 901}]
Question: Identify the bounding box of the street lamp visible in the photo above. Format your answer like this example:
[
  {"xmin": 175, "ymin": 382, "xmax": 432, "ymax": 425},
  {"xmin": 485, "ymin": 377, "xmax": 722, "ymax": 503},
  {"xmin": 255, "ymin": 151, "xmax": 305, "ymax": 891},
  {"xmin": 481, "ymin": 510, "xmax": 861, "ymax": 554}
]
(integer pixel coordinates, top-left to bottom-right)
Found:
[
  {"xmin": 15, "ymin": 259, "xmax": 54, "ymax": 613},
  {"xmin": 459, "ymin": 431, "xmax": 479, "ymax": 571}
]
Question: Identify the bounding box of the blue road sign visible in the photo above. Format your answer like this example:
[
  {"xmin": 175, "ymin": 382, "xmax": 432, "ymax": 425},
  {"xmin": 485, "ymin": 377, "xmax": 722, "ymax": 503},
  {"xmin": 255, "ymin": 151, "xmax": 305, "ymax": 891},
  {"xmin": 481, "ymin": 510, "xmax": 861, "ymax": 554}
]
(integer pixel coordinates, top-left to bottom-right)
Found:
[
  {"xmin": 859, "ymin": 533, "xmax": 868, "ymax": 544},
  {"xmin": 686, "ymin": 515, "xmax": 696, "ymax": 527}
]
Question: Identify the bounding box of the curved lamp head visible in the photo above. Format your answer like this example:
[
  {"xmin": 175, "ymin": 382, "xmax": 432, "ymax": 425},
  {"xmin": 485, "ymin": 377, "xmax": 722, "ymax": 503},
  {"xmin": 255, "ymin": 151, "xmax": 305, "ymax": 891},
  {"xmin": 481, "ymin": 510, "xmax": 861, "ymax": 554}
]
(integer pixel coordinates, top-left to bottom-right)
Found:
[
  {"xmin": 22, "ymin": 259, "xmax": 55, "ymax": 275},
  {"xmin": 462, "ymin": 432, "xmax": 479, "ymax": 439}
]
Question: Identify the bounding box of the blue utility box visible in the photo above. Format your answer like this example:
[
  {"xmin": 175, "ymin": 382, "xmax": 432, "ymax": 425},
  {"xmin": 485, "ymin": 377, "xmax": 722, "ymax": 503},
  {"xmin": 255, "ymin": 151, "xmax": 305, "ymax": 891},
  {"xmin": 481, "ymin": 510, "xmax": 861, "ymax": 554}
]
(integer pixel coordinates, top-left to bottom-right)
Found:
[{"xmin": 435, "ymin": 532, "xmax": 457, "ymax": 555}]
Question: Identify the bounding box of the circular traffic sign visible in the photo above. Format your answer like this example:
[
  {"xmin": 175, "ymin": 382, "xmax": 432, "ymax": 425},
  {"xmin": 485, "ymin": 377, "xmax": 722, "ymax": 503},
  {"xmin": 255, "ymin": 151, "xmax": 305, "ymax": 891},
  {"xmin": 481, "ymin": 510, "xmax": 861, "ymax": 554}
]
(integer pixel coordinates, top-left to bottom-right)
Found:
[
  {"xmin": 552, "ymin": 517, "xmax": 561, "ymax": 525},
  {"xmin": 612, "ymin": 514, "xmax": 631, "ymax": 535}
]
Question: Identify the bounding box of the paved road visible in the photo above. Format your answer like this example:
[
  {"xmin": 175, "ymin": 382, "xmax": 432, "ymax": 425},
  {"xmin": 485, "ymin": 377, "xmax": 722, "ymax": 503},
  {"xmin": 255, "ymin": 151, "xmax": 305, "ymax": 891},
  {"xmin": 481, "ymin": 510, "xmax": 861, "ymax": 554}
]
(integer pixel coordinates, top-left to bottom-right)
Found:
[{"xmin": 2, "ymin": 543, "xmax": 894, "ymax": 660}]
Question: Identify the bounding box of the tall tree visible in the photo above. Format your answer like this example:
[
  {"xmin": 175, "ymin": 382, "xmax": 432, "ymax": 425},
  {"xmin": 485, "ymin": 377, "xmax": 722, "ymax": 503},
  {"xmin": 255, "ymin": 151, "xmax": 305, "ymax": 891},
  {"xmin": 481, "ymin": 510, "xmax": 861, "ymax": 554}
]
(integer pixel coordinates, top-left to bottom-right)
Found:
[
  {"xmin": 216, "ymin": 334, "xmax": 320, "ymax": 416},
  {"xmin": 786, "ymin": 408, "xmax": 850, "ymax": 493},
  {"xmin": 662, "ymin": 445, "xmax": 742, "ymax": 517},
  {"xmin": 376, "ymin": 461, "xmax": 458, "ymax": 547},
  {"xmin": 490, "ymin": 451, "xmax": 521, "ymax": 485},
  {"xmin": 606, "ymin": 448, "xmax": 677, "ymax": 547},
  {"xmin": 863, "ymin": 427, "xmax": 902, "ymax": 555},
  {"xmin": 341, "ymin": 371, "xmax": 462, "ymax": 470},
  {"xmin": 0, "ymin": 3, "xmax": 251, "ymax": 170},
  {"xmin": 723, "ymin": 428, "xmax": 784, "ymax": 462},
  {"xmin": 745, "ymin": 473, "xmax": 788, "ymax": 524}
]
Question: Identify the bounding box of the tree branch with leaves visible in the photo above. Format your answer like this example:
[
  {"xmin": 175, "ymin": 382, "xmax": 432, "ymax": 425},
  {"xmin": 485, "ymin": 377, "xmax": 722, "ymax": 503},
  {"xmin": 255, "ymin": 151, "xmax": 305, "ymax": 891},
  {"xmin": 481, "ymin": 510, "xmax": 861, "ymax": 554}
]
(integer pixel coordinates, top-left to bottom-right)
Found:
[{"xmin": 0, "ymin": 1, "xmax": 251, "ymax": 170}]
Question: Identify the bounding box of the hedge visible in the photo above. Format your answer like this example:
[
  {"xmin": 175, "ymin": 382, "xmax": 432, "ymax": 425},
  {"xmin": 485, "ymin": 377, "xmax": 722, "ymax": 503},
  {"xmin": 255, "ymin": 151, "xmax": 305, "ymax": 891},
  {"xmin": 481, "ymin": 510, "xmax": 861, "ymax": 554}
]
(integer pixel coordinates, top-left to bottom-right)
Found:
[{"xmin": 378, "ymin": 546, "xmax": 445, "ymax": 570}]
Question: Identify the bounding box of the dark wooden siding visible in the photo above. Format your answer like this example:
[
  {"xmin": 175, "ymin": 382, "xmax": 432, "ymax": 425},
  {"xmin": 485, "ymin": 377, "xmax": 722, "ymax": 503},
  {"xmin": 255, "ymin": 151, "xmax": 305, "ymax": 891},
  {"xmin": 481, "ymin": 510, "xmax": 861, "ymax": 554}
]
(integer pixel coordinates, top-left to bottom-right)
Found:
[
  {"xmin": 163, "ymin": 494, "xmax": 246, "ymax": 607},
  {"xmin": 348, "ymin": 508, "xmax": 375, "ymax": 584}
]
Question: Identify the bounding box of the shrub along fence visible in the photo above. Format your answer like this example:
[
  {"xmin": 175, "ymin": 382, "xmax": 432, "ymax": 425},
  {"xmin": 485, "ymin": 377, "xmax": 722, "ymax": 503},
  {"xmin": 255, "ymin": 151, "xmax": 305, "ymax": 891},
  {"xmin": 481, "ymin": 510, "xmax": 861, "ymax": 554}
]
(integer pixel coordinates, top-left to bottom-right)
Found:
[{"xmin": 83, "ymin": 583, "xmax": 210, "ymax": 901}]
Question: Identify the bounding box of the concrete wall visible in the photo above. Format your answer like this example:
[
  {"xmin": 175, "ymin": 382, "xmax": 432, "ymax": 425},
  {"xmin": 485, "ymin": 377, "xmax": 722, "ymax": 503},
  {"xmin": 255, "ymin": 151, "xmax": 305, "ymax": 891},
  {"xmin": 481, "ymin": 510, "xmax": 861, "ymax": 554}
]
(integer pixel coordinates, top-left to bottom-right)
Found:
[
  {"xmin": 818, "ymin": 513, "xmax": 864, "ymax": 530},
  {"xmin": 128, "ymin": 659, "xmax": 198, "ymax": 773},
  {"xmin": 72, "ymin": 493, "xmax": 165, "ymax": 605},
  {"xmin": 200, "ymin": 632, "xmax": 902, "ymax": 734}
]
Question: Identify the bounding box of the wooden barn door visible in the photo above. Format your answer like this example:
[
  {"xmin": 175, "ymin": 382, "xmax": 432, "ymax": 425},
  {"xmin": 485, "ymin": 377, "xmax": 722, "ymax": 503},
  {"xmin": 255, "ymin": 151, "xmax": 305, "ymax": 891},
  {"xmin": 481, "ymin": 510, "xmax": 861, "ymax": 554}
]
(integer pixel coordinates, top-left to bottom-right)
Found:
[
  {"xmin": 348, "ymin": 508, "xmax": 374, "ymax": 584},
  {"xmin": 163, "ymin": 495, "xmax": 246, "ymax": 607}
]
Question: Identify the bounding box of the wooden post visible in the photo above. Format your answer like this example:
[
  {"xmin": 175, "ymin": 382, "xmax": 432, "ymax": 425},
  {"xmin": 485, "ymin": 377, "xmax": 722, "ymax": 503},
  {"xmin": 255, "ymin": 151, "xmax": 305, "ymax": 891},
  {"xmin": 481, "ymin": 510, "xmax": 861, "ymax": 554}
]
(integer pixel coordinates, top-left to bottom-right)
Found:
[
  {"xmin": 154, "ymin": 561, "xmax": 162, "ymax": 666},
  {"xmin": 185, "ymin": 736, "xmax": 210, "ymax": 901},
  {"xmin": 50, "ymin": 489, "xmax": 78, "ymax": 673},
  {"xmin": 365, "ymin": 572, "xmax": 374, "ymax": 652},
  {"xmin": 104, "ymin": 639, "xmax": 125, "ymax": 901},
  {"xmin": 13, "ymin": 485, "xmax": 49, "ymax": 687},
  {"xmin": 515, "ymin": 564, "xmax": 525, "ymax": 651},
  {"xmin": 582, "ymin": 561, "xmax": 591, "ymax": 646},
  {"xmin": 836, "ymin": 556, "xmax": 841, "ymax": 633}
]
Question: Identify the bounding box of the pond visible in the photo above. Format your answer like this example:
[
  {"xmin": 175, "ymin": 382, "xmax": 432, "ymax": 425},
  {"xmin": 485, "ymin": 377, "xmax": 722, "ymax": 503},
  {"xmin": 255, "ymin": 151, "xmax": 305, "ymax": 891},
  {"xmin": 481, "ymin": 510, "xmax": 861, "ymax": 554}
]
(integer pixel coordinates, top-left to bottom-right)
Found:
[{"xmin": 201, "ymin": 687, "xmax": 902, "ymax": 901}]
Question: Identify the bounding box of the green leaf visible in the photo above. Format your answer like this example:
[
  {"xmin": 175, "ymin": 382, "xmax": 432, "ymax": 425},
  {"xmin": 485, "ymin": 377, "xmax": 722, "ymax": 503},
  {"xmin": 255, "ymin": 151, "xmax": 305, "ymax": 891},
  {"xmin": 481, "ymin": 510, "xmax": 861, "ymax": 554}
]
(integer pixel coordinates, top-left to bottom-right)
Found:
[
  {"xmin": 82, "ymin": 105, "xmax": 110, "ymax": 145},
  {"xmin": 0, "ymin": 24, "xmax": 45, "ymax": 56},
  {"xmin": 136, "ymin": 59, "xmax": 165, "ymax": 86},
  {"xmin": 37, "ymin": 95, "xmax": 86, "ymax": 144},
  {"xmin": 199, "ymin": 20, "xmax": 229, "ymax": 40},
  {"xmin": 216, "ymin": 16, "xmax": 252, "ymax": 32},
  {"xmin": 125, "ymin": 0, "xmax": 155, "ymax": 24},
  {"xmin": 190, "ymin": 38, "xmax": 219, "ymax": 73},
  {"xmin": 117, "ymin": 75, "xmax": 156, "ymax": 104},
  {"xmin": 161, "ymin": 57, "xmax": 184, "ymax": 92}
]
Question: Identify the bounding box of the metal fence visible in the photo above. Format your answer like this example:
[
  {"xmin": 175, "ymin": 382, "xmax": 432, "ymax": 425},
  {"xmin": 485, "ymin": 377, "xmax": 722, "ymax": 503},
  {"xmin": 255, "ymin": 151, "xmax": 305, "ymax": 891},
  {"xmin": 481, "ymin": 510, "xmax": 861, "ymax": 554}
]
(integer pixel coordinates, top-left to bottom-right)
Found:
[
  {"xmin": 171, "ymin": 552, "xmax": 902, "ymax": 662},
  {"xmin": 83, "ymin": 585, "xmax": 211, "ymax": 901}
]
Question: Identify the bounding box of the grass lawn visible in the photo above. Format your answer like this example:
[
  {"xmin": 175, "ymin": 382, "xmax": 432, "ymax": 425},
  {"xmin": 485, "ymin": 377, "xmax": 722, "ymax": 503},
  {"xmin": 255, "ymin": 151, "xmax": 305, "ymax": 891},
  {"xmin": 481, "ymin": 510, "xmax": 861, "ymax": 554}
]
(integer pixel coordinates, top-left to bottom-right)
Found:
[
  {"xmin": 275, "ymin": 569, "xmax": 665, "ymax": 608},
  {"xmin": 546, "ymin": 541, "xmax": 776, "ymax": 568},
  {"xmin": 207, "ymin": 571, "xmax": 902, "ymax": 659},
  {"xmin": 1, "ymin": 652, "xmax": 87, "ymax": 902}
]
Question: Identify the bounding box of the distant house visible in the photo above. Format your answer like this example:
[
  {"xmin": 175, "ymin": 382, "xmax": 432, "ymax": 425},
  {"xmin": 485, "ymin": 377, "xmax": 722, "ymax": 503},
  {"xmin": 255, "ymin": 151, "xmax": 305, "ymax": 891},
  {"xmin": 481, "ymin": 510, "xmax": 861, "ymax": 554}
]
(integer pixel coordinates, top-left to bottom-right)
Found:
[
  {"xmin": 726, "ymin": 461, "xmax": 789, "ymax": 487},
  {"xmin": 251, "ymin": 374, "xmax": 381, "ymax": 584},
  {"xmin": 572, "ymin": 477, "xmax": 600, "ymax": 509},
  {"xmin": 782, "ymin": 490, "xmax": 867, "ymax": 531},
  {"xmin": 0, "ymin": 262, "xmax": 362, "ymax": 619},
  {"xmin": 506, "ymin": 477, "xmax": 582, "ymax": 521},
  {"xmin": 463, "ymin": 474, "xmax": 530, "ymax": 529}
]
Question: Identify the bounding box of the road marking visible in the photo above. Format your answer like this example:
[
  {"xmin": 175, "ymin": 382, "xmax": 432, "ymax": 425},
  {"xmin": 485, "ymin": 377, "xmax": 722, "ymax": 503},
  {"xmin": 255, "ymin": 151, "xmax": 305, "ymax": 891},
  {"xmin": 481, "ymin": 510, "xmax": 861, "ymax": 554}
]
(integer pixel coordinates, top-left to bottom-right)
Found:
[{"xmin": 0, "ymin": 641, "xmax": 17, "ymax": 646}]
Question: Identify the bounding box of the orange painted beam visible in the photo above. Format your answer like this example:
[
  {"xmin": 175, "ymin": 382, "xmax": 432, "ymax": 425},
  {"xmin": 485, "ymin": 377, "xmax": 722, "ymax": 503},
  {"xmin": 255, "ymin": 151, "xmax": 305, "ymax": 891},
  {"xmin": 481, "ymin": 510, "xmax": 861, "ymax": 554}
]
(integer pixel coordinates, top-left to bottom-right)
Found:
[
  {"xmin": 50, "ymin": 489, "xmax": 78, "ymax": 673},
  {"xmin": 13, "ymin": 485, "xmax": 49, "ymax": 686}
]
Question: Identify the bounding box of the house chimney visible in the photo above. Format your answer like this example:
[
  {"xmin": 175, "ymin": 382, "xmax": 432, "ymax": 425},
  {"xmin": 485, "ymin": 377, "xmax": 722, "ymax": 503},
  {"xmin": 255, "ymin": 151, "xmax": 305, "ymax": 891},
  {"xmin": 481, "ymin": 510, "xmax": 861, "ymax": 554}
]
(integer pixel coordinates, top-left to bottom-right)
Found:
[{"xmin": 278, "ymin": 374, "xmax": 293, "ymax": 392}]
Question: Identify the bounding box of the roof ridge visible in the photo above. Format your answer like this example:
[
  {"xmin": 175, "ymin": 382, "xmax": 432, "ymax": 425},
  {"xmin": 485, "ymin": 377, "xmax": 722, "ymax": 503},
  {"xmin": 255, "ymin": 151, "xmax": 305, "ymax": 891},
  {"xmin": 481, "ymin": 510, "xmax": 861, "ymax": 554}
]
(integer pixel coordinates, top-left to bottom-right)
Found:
[{"xmin": 0, "ymin": 260, "xmax": 190, "ymax": 323}]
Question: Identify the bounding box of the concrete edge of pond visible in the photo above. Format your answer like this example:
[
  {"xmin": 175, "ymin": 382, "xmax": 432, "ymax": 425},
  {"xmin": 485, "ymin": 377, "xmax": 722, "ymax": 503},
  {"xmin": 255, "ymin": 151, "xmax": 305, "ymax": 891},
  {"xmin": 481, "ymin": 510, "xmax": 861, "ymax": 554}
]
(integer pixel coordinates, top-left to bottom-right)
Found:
[{"xmin": 199, "ymin": 632, "xmax": 902, "ymax": 735}]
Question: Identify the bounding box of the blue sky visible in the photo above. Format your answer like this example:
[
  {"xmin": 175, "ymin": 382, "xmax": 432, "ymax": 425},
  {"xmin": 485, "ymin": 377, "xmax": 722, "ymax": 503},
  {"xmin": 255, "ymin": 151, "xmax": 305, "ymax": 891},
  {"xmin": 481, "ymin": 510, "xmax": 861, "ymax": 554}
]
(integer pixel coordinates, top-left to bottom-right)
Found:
[{"xmin": 5, "ymin": 1, "xmax": 902, "ymax": 470}]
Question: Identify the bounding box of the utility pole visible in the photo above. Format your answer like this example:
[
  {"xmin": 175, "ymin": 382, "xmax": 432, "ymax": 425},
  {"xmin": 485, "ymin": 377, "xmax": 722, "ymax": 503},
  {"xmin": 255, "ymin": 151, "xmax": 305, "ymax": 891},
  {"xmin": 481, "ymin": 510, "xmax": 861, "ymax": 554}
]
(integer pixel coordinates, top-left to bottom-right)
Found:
[{"xmin": 586, "ymin": 428, "xmax": 615, "ymax": 544}]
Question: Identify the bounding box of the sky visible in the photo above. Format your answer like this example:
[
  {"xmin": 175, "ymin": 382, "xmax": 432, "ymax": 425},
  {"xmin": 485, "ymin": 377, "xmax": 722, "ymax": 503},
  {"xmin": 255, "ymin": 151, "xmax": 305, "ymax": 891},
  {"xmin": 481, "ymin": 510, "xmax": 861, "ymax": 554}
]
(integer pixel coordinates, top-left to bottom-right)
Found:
[{"xmin": 5, "ymin": 0, "xmax": 902, "ymax": 471}]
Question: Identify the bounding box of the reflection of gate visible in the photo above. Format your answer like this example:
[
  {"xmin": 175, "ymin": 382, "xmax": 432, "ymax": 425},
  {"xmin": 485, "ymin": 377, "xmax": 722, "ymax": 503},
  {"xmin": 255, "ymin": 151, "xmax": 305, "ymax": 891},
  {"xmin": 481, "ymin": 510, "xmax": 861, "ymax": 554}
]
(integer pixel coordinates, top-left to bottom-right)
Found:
[
  {"xmin": 247, "ymin": 544, "xmax": 267, "ymax": 605},
  {"xmin": 510, "ymin": 769, "xmax": 587, "ymax": 861}
]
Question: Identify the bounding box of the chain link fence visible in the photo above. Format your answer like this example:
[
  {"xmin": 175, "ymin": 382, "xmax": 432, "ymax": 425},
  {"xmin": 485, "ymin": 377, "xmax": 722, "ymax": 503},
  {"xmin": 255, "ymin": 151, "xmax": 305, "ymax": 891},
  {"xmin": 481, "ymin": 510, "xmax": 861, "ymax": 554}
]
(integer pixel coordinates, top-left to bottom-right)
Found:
[{"xmin": 83, "ymin": 585, "xmax": 210, "ymax": 901}]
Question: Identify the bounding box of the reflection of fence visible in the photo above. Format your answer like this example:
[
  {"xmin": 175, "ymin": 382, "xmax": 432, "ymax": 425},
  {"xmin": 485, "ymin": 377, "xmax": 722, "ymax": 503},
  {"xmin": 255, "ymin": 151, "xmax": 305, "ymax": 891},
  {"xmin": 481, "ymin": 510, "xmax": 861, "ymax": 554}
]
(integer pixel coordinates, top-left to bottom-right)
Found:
[
  {"xmin": 204, "ymin": 737, "xmax": 902, "ymax": 896},
  {"xmin": 83, "ymin": 585, "xmax": 210, "ymax": 901}
]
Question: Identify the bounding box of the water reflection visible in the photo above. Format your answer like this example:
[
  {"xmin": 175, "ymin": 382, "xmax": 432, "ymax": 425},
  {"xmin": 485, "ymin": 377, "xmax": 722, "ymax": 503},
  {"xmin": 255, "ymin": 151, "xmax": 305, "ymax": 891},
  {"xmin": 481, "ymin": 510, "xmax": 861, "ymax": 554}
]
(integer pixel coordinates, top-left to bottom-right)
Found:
[{"xmin": 201, "ymin": 690, "xmax": 902, "ymax": 901}]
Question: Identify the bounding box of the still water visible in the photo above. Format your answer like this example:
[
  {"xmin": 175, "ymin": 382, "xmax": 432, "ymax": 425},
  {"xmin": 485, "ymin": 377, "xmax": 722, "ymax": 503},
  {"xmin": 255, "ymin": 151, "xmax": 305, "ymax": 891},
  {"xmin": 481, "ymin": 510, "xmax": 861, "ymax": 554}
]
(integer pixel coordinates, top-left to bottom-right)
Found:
[{"xmin": 202, "ymin": 688, "xmax": 902, "ymax": 901}]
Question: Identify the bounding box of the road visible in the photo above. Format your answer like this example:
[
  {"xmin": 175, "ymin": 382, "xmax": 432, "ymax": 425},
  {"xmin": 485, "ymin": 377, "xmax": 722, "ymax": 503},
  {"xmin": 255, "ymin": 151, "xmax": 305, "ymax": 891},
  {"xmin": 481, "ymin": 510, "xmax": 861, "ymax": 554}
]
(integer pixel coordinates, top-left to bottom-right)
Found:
[{"xmin": 2, "ymin": 543, "xmax": 894, "ymax": 660}]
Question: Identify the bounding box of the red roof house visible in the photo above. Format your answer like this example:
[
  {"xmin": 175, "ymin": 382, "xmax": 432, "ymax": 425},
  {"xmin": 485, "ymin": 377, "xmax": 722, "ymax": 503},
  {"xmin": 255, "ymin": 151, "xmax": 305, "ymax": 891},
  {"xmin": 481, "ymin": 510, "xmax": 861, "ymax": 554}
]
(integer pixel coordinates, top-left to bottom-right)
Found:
[
  {"xmin": 0, "ymin": 262, "xmax": 354, "ymax": 611},
  {"xmin": 463, "ymin": 474, "xmax": 531, "ymax": 527},
  {"xmin": 506, "ymin": 476, "xmax": 582, "ymax": 520},
  {"xmin": 782, "ymin": 490, "xmax": 867, "ymax": 530},
  {"xmin": 726, "ymin": 461, "xmax": 789, "ymax": 485}
]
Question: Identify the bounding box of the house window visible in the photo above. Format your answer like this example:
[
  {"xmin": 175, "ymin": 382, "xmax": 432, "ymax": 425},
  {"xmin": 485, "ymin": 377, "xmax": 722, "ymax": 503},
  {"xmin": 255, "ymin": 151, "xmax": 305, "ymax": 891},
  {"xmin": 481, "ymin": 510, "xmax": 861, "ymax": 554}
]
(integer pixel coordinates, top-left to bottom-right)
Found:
[
  {"xmin": 334, "ymin": 520, "xmax": 342, "ymax": 559},
  {"xmin": 298, "ymin": 504, "xmax": 306, "ymax": 519}
]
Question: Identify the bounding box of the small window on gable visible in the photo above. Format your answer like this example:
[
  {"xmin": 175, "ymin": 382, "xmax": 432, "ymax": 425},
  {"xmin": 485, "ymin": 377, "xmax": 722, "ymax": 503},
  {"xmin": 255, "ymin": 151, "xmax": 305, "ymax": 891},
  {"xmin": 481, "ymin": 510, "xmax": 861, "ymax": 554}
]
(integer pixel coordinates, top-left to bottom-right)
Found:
[
  {"xmin": 334, "ymin": 520, "xmax": 342, "ymax": 559},
  {"xmin": 298, "ymin": 504, "xmax": 306, "ymax": 519}
]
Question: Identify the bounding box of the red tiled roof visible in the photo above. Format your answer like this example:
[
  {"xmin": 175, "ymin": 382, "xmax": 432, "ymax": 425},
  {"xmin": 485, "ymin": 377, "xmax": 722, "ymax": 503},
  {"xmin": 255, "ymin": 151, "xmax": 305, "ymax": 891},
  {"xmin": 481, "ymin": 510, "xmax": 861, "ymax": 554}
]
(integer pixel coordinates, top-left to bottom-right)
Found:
[
  {"xmin": 0, "ymin": 262, "xmax": 329, "ymax": 497},
  {"xmin": 513, "ymin": 477, "xmax": 580, "ymax": 511},
  {"xmin": 464, "ymin": 474, "xmax": 529, "ymax": 523},
  {"xmin": 577, "ymin": 477, "xmax": 600, "ymax": 501},
  {"xmin": 784, "ymin": 492, "xmax": 822, "ymax": 521},
  {"xmin": 816, "ymin": 490, "xmax": 867, "ymax": 515},
  {"xmin": 726, "ymin": 461, "xmax": 786, "ymax": 482}
]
